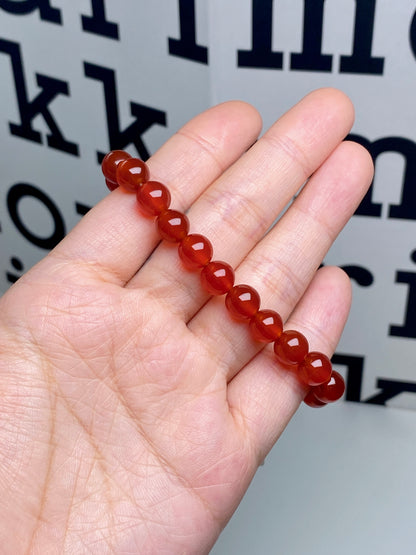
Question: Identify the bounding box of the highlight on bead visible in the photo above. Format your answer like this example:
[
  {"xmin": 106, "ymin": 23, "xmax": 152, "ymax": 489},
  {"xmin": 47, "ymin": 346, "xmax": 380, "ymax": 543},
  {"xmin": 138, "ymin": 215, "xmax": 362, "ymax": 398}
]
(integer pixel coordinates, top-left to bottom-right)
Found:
[
  {"xmin": 101, "ymin": 150, "xmax": 346, "ymax": 408},
  {"xmin": 313, "ymin": 370, "xmax": 346, "ymax": 403},
  {"xmin": 225, "ymin": 284, "xmax": 261, "ymax": 321},
  {"xmin": 116, "ymin": 158, "xmax": 150, "ymax": 192},
  {"xmin": 179, "ymin": 234, "xmax": 213, "ymax": 270},
  {"xmin": 274, "ymin": 330, "xmax": 309, "ymax": 367},
  {"xmin": 298, "ymin": 351, "xmax": 333, "ymax": 387},
  {"xmin": 249, "ymin": 309, "xmax": 283, "ymax": 343},
  {"xmin": 201, "ymin": 261, "xmax": 235, "ymax": 295},
  {"xmin": 157, "ymin": 209, "xmax": 190, "ymax": 242},
  {"xmin": 137, "ymin": 181, "xmax": 171, "ymax": 217}
]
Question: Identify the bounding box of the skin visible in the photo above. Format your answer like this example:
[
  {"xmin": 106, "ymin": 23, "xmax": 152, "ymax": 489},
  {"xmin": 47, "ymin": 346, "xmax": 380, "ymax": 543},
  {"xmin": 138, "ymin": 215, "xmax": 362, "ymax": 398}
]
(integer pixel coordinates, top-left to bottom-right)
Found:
[{"xmin": 0, "ymin": 89, "xmax": 373, "ymax": 554}]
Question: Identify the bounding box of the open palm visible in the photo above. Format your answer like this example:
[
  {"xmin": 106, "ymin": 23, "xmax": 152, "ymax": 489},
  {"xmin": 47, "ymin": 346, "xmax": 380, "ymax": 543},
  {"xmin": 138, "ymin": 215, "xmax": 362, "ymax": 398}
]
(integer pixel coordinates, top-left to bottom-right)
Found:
[{"xmin": 0, "ymin": 89, "xmax": 373, "ymax": 554}]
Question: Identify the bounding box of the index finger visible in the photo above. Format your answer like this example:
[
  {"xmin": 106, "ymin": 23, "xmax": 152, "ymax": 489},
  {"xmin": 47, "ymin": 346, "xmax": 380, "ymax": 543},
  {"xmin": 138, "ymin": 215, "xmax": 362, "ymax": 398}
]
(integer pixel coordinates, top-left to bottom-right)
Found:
[{"xmin": 48, "ymin": 101, "xmax": 262, "ymax": 285}]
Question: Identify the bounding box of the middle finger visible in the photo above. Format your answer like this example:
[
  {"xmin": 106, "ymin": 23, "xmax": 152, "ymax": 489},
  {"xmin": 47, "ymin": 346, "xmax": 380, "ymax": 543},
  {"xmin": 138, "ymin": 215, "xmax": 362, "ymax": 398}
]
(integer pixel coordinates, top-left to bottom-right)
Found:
[{"xmin": 131, "ymin": 89, "xmax": 354, "ymax": 320}]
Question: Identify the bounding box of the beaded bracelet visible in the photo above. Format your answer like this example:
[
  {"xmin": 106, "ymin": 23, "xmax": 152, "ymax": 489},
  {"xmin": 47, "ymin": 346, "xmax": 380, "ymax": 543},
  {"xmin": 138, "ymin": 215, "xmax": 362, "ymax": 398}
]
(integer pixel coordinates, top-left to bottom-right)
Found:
[{"xmin": 101, "ymin": 150, "xmax": 346, "ymax": 408}]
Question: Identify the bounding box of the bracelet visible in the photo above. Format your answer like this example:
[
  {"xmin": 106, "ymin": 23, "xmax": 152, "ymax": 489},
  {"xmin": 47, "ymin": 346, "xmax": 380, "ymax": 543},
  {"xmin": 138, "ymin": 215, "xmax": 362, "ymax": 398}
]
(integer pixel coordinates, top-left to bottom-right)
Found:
[{"xmin": 101, "ymin": 150, "xmax": 346, "ymax": 408}]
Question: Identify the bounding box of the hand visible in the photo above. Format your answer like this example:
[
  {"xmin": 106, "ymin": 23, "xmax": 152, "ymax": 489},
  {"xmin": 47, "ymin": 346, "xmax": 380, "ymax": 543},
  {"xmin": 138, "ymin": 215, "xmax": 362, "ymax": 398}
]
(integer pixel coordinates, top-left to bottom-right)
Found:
[{"xmin": 0, "ymin": 89, "xmax": 373, "ymax": 554}]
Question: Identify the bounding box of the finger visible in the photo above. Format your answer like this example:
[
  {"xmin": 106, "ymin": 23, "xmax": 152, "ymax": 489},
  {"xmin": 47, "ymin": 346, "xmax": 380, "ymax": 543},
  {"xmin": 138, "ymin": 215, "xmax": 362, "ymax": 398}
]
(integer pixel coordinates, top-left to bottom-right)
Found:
[
  {"xmin": 132, "ymin": 88, "xmax": 355, "ymax": 318},
  {"xmin": 227, "ymin": 266, "xmax": 351, "ymax": 465},
  {"xmin": 190, "ymin": 140, "xmax": 373, "ymax": 380},
  {"xmin": 48, "ymin": 101, "xmax": 262, "ymax": 285}
]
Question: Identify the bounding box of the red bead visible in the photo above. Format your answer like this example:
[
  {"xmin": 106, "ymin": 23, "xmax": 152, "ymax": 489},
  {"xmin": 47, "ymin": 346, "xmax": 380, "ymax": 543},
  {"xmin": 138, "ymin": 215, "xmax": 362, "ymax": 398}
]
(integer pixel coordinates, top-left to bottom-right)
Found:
[
  {"xmin": 200, "ymin": 261, "xmax": 235, "ymax": 295},
  {"xmin": 249, "ymin": 309, "xmax": 283, "ymax": 343},
  {"xmin": 137, "ymin": 181, "xmax": 171, "ymax": 217},
  {"xmin": 105, "ymin": 178, "xmax": 119, "ymax": 191},
  {"xmin": 274, "ymin": 330, "xmax": 309, "ymax": 366},
  {"xmin": 116, "ymin": 158, "xmax": 149, "ymax": 192},
  {"xmin": 157, "ymin": 210, "xmax": 189, "ymax": 242},
  {"xmin": 102, "ymin": 150, "xmax": 131, "ymax": 188},
  {"xmin": 178, "ymin": 234, "xmax": 213, "ymax": 270},
  {"xmin": 303, "ymin": 389, "xmax": 327, "ymax": 408},
  {"xmin": 225, "ymin": 284, "xmax": 261, "ymax": 321},
  {"xmin": 314, "ymin": 370, "xmax": 345, "ymax": 403},
  {"xmin": 298, "ymin": 351, "xmax": 333, "ymax": 387}
]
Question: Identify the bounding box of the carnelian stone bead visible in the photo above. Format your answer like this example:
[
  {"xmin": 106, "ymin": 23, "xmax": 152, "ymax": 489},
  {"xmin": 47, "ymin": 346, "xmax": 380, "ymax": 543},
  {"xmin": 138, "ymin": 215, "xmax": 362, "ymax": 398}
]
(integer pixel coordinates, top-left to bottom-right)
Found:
[
  {"xmin": 157, "ymin": 209, "xmax": 189, "ymax": 242},
  {"xmin": 116, "ymin": 158, "xmax": 149, "ymax": 192},
  {"xmin": 274, "ymin": 330, "xmax": 309, "ymax": 366},
  {"xmin": 249, "ymin": 309, "xmax": 283, "ymax": 343},
  {"xmin": 225, "ymin": 284, "xmax": 261, "ymax": 321},
  {"xmin": 137, "ymin": 181, "xmax": 171, "ymax": 217},
  {"xmin": 303, "ymin": 389, "xmax": 327, "ymax": 408},
  {"xmin": 178, "ymin": 234, "xmax": 213, "ymax": 270},
  {"xmin": 200, "ymin": 261, "xmax": 235, "ymax": 295},
  {"xmin": 298, "ymin": 351, "xmax": 333, "ymax": 387},
  {"xmin": 102, "ymin": 150, "xmax": 131, "ymax": 189},
  {"xmin": 314, "ymin": 370, "xmax": 346, "ymax": 403},
  {"xmin": 105, "ymin": 178, "xmax": 119, "ymax": 191}
]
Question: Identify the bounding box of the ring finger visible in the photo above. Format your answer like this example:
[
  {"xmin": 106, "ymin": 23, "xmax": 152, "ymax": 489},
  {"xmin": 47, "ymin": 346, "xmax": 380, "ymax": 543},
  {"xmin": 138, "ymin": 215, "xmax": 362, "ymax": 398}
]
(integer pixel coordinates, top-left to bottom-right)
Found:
[{"xmin": 189, "ymin": 139, "xmax": 373, "ymax": 381}]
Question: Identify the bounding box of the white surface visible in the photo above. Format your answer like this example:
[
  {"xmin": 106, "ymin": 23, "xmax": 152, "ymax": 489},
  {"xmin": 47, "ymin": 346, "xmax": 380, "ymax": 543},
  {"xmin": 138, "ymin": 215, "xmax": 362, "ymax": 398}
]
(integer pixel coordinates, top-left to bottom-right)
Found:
[{"xmin": 212, "ymin": 402, "xmax": 416, "ymax": 554}]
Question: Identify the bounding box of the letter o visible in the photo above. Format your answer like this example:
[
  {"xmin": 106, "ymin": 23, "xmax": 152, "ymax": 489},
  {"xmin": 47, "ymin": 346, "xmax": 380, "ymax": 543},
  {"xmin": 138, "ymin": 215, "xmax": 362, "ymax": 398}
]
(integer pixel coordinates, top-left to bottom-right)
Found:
[{"xmin": 7, "ymin": 183, "xmax": 66, "ymax": 249}]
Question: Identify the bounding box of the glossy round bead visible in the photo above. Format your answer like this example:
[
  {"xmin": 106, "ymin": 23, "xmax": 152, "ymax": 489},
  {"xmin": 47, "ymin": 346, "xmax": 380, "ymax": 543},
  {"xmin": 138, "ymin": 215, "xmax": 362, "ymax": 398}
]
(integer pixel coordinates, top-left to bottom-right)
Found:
[
  {"xmin": 225, "ymin": 284, "xmax": 261, "ymax": 321},
  {"xmin": 200, "ymin": 261, "xmax": 235, "ymax": 295},
  {"xmin": 249, "ymin": 309, "xmax": 283, "ymax": 343},
  {"xmin": 314, "ymin": 370, "xmax": 346, "ymax": 403},
  {"xmin": 137, "ymin": 181, "xmax": 171, "ymax": 217},
  {"xmin": 116, "ymin": 158, "xmax": 149, "ymax": 192},
  {"xmin": 178, "ymin": 234, "xmax": 213, "ymax": 270},
  {"xmin": 157, "ymin": 210, "xmax": 189, "ymax": 242},
  {"xmin": 102, "ymin": 150, "xmax": 131, "ymax": 188},
  {"xmin": 105, "ymin": 178, "xmax": 119, "ymax": 192},
  {"xmin": 298, "ymin": 351, "xmax": 333, "ymax": 387},
  {"xmin": 274, "ymin": 330, "xmax": 309, "ymax": 366},
  {"xmin": 303, "ymin": 389, "xmax": 327, "ymax": 408}
]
